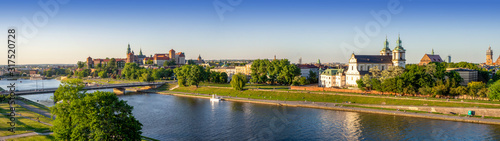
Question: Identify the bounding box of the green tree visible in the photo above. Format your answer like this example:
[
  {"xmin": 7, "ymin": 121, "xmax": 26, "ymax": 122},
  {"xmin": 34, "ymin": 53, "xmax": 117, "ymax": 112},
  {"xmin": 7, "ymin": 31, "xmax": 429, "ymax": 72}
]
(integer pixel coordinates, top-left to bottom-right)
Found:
[
  {"xmin": 108, "ymin": 58, "xmax": 117, "ymax": 69},
  {"xmin": 50, "ymin": 80, "xmax": 142, "ymax": 140},
  {"xmin": 362, "ymin": 74, "xmax": 372, "ymax": 90},
  {"xmin": 356, "ymin": 79, "xmax": 366, "ymax": 91},
  {"xmin": 488, "ymin": 80, "xmax": 500, "ymax": 100},
  {"xmin": 187, "ymin": 65, "xmax": 205, "ymax": 87},
  {"xmin": 210, "ymin": 71, "xmax": 221, "ymax": 83},
  {"xmin": 307, "ymin": 70, "xmax": 318, "ymax": 83},
  {"xmin": 174, "ymin": 65, "xmax": 190, "ymax": 86},
  {"xmin": 98, "ymin": 71, "xmax": 108, "ymax": 78},
  {"xmin": 231, "ymin": 73, "xmax": 247, "ymax": 91},
  {"xmin": 219, "ymin": 72, "xmax": 228, "ymax": 83},
  {"xmin": 164, "ymin": 60, "xmax": 176, "ymax": 66},
  {"xmin": 77, "ymin": 61, "xmax": 86, "ymax": 69},
  {"xmin": 450, "ymin": 86, "xmax": 468, "ymax": 96},
  {"xmin": 468, "ymin": 81, "xmax": 486, "ymax": 99},
  {"xmin": 140, "ymin": 72, "xmax": 153, "ymax": 82},
  {"xmin": 371, "ymin": 78, "xmax": 382, "ymax": 92},
  {"xmin": 250, "ymin": 59, "xmax": 270, "ymax": 83}
]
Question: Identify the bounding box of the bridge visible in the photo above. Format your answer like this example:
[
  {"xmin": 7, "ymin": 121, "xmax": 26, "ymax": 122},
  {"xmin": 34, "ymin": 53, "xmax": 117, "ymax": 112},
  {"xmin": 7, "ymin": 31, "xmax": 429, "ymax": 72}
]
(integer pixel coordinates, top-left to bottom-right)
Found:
[{"xmin": 11, "ymin": 82, "xmax": 167, "ymax": 95}]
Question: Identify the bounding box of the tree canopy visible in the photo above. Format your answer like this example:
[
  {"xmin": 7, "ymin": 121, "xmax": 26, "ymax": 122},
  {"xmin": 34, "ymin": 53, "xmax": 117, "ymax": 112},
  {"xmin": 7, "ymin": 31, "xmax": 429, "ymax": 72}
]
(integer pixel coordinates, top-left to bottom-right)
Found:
[
  {"xmin": 250, "ymin": 59, "xmax": 300, "ymax": 85},
  {"xmin": 50, "ymin": 79, "xmax": 142, "ymax": 140}
]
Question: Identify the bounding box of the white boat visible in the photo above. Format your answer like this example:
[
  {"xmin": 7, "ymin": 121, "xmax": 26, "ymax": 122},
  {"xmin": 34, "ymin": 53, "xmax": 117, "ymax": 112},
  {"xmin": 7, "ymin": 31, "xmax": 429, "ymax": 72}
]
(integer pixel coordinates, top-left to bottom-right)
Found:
[{"xmin": 210, "ymin": 94, "xmax": 221, "ymax": 102}]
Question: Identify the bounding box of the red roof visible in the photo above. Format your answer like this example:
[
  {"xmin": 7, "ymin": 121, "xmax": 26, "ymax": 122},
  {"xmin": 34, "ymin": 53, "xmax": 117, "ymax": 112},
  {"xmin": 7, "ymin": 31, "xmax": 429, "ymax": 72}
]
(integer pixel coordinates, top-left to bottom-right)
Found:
[
  {"xmin": 176, "ymin": 52, "xmax": 185, "ymax": 57},
  {"xmin": 424, "ymin": 54, "xmax": 443, "ymax": 62},
  {"xmin": 153, "ymin": 54, "xmax": 170, "ymax": 60},
  {"xmin": 93, "ymin": 58, "xmax": 126, "ymax": 63}
]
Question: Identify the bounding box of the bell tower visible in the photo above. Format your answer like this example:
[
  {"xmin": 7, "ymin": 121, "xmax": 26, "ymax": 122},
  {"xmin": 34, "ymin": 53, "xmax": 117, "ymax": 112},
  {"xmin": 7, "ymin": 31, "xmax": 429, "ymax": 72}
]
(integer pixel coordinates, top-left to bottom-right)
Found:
[
  {"xmin": 487, "ymin": 45, "xmax": 493, "ymax": 65},
  {"xmin": 392, "ymin": 34, "xmax": 406, "ymax": 68},
  {"xmin": 380, "ymin": 36, "xmax": 391, "ymax": 56}
]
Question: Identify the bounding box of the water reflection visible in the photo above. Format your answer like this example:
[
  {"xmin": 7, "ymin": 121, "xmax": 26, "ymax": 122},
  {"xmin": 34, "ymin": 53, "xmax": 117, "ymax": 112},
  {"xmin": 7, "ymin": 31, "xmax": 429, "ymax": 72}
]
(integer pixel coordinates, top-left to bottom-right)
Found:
[{"xmin": 118, "ymin": 94, "xmax": 500, "ymax": 140}]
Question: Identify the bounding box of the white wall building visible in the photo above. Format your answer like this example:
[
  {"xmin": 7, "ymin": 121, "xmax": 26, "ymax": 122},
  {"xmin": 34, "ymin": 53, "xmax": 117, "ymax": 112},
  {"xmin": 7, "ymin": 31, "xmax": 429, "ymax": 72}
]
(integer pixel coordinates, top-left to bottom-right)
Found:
[
  {"xmin": 319, "ymin": 69, "xmax": 344, "ymax": 88},
  {"xmin": 297, "ymin": 64, "xmax": 319, "ymax": 79},
  {"xmin": 345, "ymin": 35, "xmax": 406, "ymax": 86}
]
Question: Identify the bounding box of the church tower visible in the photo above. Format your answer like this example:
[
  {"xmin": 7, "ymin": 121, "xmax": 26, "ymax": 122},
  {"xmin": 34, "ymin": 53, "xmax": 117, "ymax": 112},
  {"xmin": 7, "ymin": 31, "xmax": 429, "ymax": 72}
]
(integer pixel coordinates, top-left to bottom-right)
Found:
[
  {"xmin": 392, "ymin": 34, "xmax": 406, "ymax": 68},
  {"xmin": 380, "ymin": 36, "xmax": 392, "ymax": 56},
  {"xmin": 127, "ymin": 43, "xmax": 131, "ymax": 54},
  {"xmin": 487, "ymin": 45, "xmax": 493, "ymax": 65}
]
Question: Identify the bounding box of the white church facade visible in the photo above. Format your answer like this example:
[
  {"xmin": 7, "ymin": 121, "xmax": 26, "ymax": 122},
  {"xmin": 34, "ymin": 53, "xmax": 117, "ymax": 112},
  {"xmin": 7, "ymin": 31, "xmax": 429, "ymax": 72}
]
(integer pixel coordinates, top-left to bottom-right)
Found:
[{"xmin": 345, "ymin": 35, "xmax": 407, "ymax": 86}]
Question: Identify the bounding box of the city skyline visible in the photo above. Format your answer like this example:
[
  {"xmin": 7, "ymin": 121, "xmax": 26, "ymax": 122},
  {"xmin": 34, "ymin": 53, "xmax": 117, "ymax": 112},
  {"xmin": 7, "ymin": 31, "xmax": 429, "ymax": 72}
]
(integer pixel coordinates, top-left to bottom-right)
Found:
[{"xmin": 0, "ymin": 0, "xmax": 499, "ymax": 65}]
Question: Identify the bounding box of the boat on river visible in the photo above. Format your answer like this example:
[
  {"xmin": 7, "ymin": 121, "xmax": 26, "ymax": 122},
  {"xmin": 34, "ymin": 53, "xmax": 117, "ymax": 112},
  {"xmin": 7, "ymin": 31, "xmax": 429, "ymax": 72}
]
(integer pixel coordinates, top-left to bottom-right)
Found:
[{"xmin": 210, "ymin": 94, "xmax": 222, "ymax": 102}]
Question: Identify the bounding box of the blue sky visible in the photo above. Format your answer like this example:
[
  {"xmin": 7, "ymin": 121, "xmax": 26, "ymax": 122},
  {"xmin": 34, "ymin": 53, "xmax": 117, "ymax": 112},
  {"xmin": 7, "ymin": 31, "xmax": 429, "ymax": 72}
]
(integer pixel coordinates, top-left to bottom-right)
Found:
[{"xmin": 0, "ymin": 0, "xmax": 499, "ymax": 65}]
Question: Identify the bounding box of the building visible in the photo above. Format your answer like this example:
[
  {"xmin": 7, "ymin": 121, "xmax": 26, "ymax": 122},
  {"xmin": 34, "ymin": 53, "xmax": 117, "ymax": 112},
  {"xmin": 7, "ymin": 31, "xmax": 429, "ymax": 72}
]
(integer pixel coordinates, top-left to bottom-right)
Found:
[
  {"xmin": 87, "ymin": 57, "xmax": 126, "ymax": 68},
  {"xmin": 86, "ymin": 44, "xmax": 186, "ymax": 68},
  {"xmin": 419, "ymin": 50, "xmax": 443, "ymax": 65},
  {"xmin": 297, "ymin": 64, "xmax": 319, "ymax": 79},
  {"xmin": 486, "ymin": 45, "xmax": 494, "ymax": 65},
  {"xmin": 446, "ymin": 68, "xmax": 478, "ymax": 86},
  {"xmin": 211, "ymin": 66, "xmax": 236, "ymax": 82},
  {"xmin": 345, "ymin": 35, "xmax": 406, "ymax": 86},
  {"xmin": 319, "ymin": 69, "xmax": 344, "ymax": 88},
  {"xmin": 197, "ymin": 55, "xmax": 205, "ymax": 64},
  {"xmin": 235, "ymin": 62, "xmax": 252, "ymax": 76}
]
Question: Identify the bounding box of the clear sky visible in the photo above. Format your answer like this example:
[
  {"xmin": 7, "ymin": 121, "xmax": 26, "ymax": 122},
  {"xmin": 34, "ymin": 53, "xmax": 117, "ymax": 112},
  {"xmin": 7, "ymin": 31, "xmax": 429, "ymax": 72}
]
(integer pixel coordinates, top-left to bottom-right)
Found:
[{"xmin": 0, "ymin": 0, "xmax": 499, "ymax": 65}]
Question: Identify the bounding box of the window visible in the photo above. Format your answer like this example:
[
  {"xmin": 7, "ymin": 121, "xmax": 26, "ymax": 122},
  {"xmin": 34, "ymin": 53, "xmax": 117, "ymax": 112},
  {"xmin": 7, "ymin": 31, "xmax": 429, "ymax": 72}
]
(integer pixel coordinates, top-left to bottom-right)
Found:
[{"xmin": 381, "ymin": 66, "xmax": 385, "ymax": 70}]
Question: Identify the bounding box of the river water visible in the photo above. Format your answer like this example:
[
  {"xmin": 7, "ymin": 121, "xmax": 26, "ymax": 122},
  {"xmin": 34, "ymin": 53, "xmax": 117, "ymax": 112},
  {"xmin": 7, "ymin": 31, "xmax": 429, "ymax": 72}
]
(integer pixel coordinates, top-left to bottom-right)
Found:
[{"xmin": 3, "ymin": 79, "xmax": 500, "ymax": 140}]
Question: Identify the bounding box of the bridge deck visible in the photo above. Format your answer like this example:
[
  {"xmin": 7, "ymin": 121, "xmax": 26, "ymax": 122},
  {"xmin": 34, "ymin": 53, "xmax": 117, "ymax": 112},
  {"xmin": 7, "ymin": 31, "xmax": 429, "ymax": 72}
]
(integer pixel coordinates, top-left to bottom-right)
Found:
[{"xmin": 4, "ymin": 82, "xmax": 166, "ymax": 95}]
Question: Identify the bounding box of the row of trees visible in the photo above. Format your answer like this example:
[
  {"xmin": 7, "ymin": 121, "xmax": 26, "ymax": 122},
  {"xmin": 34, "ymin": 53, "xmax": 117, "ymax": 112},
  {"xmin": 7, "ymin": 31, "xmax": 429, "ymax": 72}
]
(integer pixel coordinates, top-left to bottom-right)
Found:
[
  {"xmin": 121, "ymin": 63, "xmax": 174, "ymax": 82},
  {"xmin": 51, "ymin": 79, "xmax": 142, "ymax": 140},
  {"xmin": 174, "ymin": 65, "xmax": 209, "ymax": 87},
  {"xmin": 250, "ymin": 59, "xmax": 301, "ymax": 85},
  {"xmin": 356, "ymin": 62, "xmax": 500, "ymax": 99},
  {"xmin": 357, "ymin": 63, "xmax": 463, "ymax": 97},
  {"xmin": 43, "ymin": 68, "xmax": 73, "ymax": 77},
  {"xmin": 173, "ymin": 65, "xmax": 235, "ymax": 87}
]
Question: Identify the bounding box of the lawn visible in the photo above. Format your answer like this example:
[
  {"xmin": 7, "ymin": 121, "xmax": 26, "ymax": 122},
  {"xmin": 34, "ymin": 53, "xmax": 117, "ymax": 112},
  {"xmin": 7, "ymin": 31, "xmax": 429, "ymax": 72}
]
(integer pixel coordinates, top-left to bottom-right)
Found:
[
  {"xmin": 199, "ymin": 82, "xmax": 290, "ymax": 89},
  {"xmin": 172, "ymin": 86, "xmax": 500, "ymax": 108},
  {"xmin": 6, "ymin": 135, "xmax": 55, "ymax": 141}
]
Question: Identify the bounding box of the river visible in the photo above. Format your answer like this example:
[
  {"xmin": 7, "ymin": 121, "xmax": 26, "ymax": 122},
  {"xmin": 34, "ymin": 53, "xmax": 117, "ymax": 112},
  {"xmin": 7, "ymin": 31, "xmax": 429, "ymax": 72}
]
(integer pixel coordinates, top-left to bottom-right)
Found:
[{"xmin": 3, "ymin": 79, "xmax": 500, "ymax": 140}]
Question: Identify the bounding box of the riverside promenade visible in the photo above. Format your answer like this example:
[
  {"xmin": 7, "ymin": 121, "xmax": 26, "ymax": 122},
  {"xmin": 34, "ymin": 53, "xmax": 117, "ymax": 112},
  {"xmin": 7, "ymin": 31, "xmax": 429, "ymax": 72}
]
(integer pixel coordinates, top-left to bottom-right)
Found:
[{"xmin": 158, "ymin": 91, "xmax": 500, "ymax": 125}]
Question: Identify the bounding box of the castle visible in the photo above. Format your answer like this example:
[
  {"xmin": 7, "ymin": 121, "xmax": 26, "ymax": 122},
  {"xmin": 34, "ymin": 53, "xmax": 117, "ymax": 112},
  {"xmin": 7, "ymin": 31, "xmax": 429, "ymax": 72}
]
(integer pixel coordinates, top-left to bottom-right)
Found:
[{"xmin": 86, "ymin": 44, "xmax": 185, "ymax": 68}]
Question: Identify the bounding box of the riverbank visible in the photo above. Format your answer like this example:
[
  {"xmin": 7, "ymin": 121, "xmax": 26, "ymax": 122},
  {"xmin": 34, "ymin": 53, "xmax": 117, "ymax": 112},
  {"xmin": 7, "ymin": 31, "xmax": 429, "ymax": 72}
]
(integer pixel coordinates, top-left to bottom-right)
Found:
[{"xmin": 157, "ymin": 90, "xmax": 500, "ymax": 125}]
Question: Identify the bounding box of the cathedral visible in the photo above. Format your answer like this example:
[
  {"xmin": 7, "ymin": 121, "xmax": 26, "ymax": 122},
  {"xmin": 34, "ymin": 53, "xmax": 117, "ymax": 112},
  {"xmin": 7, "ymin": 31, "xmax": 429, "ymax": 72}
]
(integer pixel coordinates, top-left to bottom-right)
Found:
[{"xmin": 345, "ymin": 35, "xmax": 406, "ymax": 86}]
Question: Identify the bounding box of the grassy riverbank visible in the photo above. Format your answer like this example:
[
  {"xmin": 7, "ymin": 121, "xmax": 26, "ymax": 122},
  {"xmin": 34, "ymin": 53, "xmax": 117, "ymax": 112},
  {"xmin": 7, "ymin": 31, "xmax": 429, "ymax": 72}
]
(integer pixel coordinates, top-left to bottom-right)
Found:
[
  {"xmin": 0, "ymin": 101, "xmax": 52, "ymax": 137},
  {"xmin": 172, "ymin": 86, "xmax": 500, "ymax": 108}
]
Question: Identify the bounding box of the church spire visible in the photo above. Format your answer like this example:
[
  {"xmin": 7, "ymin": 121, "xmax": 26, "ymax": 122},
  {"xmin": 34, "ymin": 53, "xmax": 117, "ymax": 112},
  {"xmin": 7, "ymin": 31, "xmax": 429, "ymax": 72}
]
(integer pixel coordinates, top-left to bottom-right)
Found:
[
  {"xmin": 432, "ymin": 49, "xmax": 434, "ymax": 55},
  {"xmin": 139, "ymin": 48, "xmax": 143, "ymax": 56},
  {"xmin": 127, "ymin": 43, "xmax": 131, "ymax": 54},
  {"xmin": 380, "ymin": 35, "xmax": 391, "ymax": 55}
]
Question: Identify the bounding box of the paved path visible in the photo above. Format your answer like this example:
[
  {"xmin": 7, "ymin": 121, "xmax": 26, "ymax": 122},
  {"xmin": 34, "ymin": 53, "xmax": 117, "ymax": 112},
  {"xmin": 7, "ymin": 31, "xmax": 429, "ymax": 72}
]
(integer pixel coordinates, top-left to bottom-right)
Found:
[
  {"xmin": 1, "ymin": 113, "xmax": 52, "ymax": 126},
  {"xmin": 169, "ymin": 84, "xmax": 179, "ymax": 90},
  {"xmin": 0, "ymin": 132, "xmax": 53, "ymax": 140},
  {"xmin": 161, "ymin": 91, "xmax": 500, "ymax": 125},
  {"xmin": 15, "ymin": 100, "xmax": 53, "ymax": 119},
  {"xmin": 204, "ymin": 86, "xmax": 500, "ymax": 107}
]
